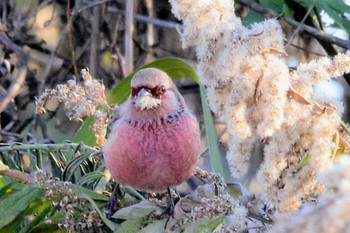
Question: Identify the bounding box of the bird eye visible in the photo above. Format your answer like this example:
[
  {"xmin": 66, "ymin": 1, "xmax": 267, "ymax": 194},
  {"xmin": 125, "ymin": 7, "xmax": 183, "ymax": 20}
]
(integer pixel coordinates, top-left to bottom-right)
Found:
[{"xmin": 159, "ymin": 85, "xmax": 166, "ymax": 94}]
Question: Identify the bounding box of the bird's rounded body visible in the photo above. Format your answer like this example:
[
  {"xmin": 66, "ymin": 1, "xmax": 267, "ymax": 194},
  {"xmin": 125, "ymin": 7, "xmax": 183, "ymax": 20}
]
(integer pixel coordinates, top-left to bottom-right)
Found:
[{"xmin": 103, "ymin": 68, "xmax": 200, "ymax": 192}]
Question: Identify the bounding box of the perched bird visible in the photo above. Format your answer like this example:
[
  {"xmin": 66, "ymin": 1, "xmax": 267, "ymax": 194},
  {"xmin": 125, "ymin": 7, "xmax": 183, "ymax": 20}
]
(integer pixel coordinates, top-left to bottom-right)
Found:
[{"xmin": 103, "ymin": 68, "xmax": 201, "ymax": 192}]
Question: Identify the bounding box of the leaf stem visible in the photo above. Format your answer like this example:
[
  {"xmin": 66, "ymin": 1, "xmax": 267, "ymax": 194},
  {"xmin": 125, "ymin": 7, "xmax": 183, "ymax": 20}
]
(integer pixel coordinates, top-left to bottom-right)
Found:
[
  {"xmin": 0, "ymin": 143, "xmax": 98, "ymax": 153},
  {"xmin": 0, "ymin": 170, "xmax": 34, "ymax": 183}
]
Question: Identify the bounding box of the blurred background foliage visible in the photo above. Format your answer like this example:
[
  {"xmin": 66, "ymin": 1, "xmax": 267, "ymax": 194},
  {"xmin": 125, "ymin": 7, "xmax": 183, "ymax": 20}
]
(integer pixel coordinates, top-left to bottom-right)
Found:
[{"xmin": 0, "ymin": 0, "xmax": 349, "ymax": 232}]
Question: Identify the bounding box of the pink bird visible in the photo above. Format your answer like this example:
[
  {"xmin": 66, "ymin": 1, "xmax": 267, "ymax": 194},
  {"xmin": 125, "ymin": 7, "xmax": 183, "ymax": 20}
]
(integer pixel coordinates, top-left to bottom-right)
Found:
[{"xmin": 103, "ymin": 68, "xmax": 201, "ymax": 193}]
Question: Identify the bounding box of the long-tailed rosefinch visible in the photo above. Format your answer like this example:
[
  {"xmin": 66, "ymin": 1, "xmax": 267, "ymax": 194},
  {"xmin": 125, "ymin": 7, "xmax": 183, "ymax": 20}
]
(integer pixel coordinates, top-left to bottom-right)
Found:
[{"xmin": 103, "ymin": 68, "xmax": 200, "ymax": 192}]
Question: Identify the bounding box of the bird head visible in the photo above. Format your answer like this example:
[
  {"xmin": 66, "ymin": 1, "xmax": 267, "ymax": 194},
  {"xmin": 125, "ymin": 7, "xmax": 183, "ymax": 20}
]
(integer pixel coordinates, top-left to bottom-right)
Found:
[{"xmin": 130, "ymin": 68, "xmax": 182, "ymax": 113}]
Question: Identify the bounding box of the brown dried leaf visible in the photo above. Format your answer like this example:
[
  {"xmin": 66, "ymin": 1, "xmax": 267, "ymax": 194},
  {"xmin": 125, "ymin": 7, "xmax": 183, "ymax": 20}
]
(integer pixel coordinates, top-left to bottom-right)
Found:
[{"xmin": 288, "ymin": 86, "xmax": 313, "ymax": 105}]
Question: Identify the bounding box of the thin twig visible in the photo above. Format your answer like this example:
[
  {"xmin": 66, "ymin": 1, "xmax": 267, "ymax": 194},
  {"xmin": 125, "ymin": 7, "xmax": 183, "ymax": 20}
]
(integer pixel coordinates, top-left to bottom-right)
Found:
[
  {"xmin": 124, "ymin": 0, "xmax": 135, "ymax": 75},
  {"xmin": 285, "ymin": 5, "xmax": 314, "ymax": 50},
  {"xmin": 108, "ymin": 6, "xmax": 183, "ymax": 30},
  {"xmin": 236, "ymin": 0, "xmax": 350, "ymax": 50},
  {"xmin": 71, "ymin": 0, "xmax": 113, "ymax": 15},
  {"xmin": 113, "ymin": 46, "xmax": 126, "ymax": 77},
  {"xmin": 0, "ymin": 170, "xmax": 34, "ymax": 183},
  {"xmin": 0, "ymin": 32, "xmax": 28, "ymax": 113},
  {"xmin": 37, "ymin": 26, "xmax": 68, "ymax": 96},
  {"xmin": 67, "ymin": 0, "xmax": 78, "ymax": 76},
  {"xmin": 289, "ymin": 42, "xmax": 326, "ymax": 57},
  {"xmin": 145, "ymin": 0, "xmax": 155, "ymax": 49},
  {"xmin": 89, "ymin": 0, "xmax": 102, "ymax": 78},
  {"xmin": 110, "ymin": 14, "xmax": 126, "ymax": 77}
]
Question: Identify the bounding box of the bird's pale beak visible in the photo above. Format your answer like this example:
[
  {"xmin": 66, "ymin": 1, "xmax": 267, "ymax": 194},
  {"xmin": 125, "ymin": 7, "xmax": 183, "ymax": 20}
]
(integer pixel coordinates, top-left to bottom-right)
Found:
[{"xmin": 134, "ymin": 88, "xmax": 161, "ymax": 110}]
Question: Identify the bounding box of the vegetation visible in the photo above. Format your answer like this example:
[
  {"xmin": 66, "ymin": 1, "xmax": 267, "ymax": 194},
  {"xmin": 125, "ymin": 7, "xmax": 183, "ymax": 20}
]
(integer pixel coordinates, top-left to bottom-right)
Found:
[{"xmin": 0, "ymin": 0, "xmax": 350, "ymax": 232}]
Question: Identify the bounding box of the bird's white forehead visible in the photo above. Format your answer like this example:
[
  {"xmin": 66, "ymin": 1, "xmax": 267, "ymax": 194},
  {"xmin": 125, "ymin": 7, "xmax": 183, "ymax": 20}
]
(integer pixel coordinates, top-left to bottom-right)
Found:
[{"xmin": 131, "ymin": 68, "xmax": 172, "ymax": 88}]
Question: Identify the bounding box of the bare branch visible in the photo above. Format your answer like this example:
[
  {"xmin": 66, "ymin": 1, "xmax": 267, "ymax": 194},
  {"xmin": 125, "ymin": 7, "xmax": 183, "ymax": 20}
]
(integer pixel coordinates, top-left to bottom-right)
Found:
[
  {"xmin": 89, "ymin": 0, "xmax": 102, "ymax": 78},
  {"xmin": 124, "ymin": 0, "xmax": 135, "ymax": 75},
  {"xmin": 285, "ymin": 5, "xmax": 314, "ymax": 50},
  {"xmin": 108, "ymin": 6, "xmax": 183, "ymax": 30},
  {"xmin": 71, "ymin": 0, "xmax": 112, "ymax": 15},
  {"xmin": 0, "ymin": 32, "xmax": 28, "ymax": 113},
  {"xmin": 66, "ymin": 0, "xmax": 78, "ymax": 76}
]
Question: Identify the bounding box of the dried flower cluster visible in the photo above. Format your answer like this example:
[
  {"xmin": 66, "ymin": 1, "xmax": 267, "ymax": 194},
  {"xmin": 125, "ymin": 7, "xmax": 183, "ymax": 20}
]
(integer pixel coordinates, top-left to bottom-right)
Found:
[
  {"xmin": 36, "ymin": 68, "xmax": 109, "ymax": 146},
  {"xmin": 170, "ymin": 0, "xmax": 350, "ymax": 215},
  {"xmin": 174, "ymin": 168, "xmax": 248, "ymax": 232},
  {"xmin": 269, "ymin": 156, "xmax": 350, "ymax": 233},
  {"xmin": 34, "ymin": 170, "xmax": 103, "ymax": 232},
  {"xmin": 91, "ymin": 110, "xmax": 109, "ymax": 146}
]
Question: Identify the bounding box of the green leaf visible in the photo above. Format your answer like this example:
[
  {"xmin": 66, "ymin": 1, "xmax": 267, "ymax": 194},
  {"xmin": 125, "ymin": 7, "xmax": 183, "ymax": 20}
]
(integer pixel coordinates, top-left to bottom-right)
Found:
[
  {"xmin": 115, "ymin": 219, "xmax": 144, "ymax": 233},
  {"xmin": 242, "ymin": 11, "xmax": 264, "ymax": 25},
  {"xmin": 200, "ymin": 84, "xmax": 226, "ymax": 177},
  {"xmin": 296, "ymin": 0, "xmax": 350, "ymax": 31},
  {"xmin": 0, "ymin": 181, "xmax": 15, "ymax": 197},
  {"xmin": 73, "ymin": 57, "xmax": 199, "ymax": 147},
  {"xmin": 19, "ymin": 200, "xmax": 52, "ymax": 233},
  {"xmin": 72, "ymin": 116, "xmax": 97, "ymax": 147},
  {"xmin": 112, "ymin": 200, "xmax": 162, "ymax": 220},
  {"xmin": 62, "ymin": 151, "xmax": 96, "ymax": 181},
  {"xmin": 184, "ymin": 215, "xmax": 225, "ymax": 233},
  {"xmin": 71, "ymin": 183, "xmax": 108, "ymax": 201},
  {"xmin": 259, "ymin": 0, "xmax": 285, "ymax": 13},
  {"xmin": 77, "ymin": 171, "xmax": 105, "ymax": 186},
  {"xmin": 282, "ymin": 3, "xmax": 294, "ymax": 16},
  {"xmin": 48, "ymin": 151, "xmax": 64, "ymax": 178},
  {"xmin": 93, "ymin": 168, "xmax": 111, "ymax": 193},
  {"xmin": 0, "ymin": 186, "xmax": 44, "ymax": 228},
  {"xmin": 138, "ymin": 219, "xmax": 168, "ymax": 233},
  {"xmin": 0, "ymin": 176, "xmax": 13, "ymax": 187},
  {"xmin": 81, "ymin": 193, "xmax": 118, "ymax": 231},
  {"xmin": 0, "ymin": 160, "xmax": 9, "ymax": 171}
]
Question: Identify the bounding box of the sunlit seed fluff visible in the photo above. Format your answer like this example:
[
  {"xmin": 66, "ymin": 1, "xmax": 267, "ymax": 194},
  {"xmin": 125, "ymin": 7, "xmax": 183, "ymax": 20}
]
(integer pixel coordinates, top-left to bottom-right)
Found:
[
  {"xmin": 269, "ymin": 157, "xmax": 350, "ymax": 233},
  {"xmin": 291, "ymin": 51, "xmax": 350, "ymax": 98},
  {"xmin": 254, "ymin": 56, "xmax": 290, "ymax": 137},
  {"xmin": 170, "ymin": 0, "xmax": 350, "ymax": 217},
  {"xmin": 226, "ymin": 136, "xmax": 255, "ymax": 178}
]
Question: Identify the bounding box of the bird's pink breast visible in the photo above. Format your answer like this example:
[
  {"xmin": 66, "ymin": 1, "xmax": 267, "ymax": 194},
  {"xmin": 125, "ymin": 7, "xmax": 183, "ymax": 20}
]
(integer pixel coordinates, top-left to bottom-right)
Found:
[{"xmin": 103, "ymin": 113, "xmax": 200, "ymax": 192}]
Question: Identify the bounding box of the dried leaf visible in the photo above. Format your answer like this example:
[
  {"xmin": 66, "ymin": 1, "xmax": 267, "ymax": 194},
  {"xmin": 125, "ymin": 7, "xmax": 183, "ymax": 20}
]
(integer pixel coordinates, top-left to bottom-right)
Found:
[
  {"xmin": 288, "ymin": 86, "xmax": 312, "ymax": 105},
  {"xmin": 332, "ymin": 132, "xmax": 340, "ymax": 161},
  {"xmin": 339, "ymin": 135, "xmax": 350, "ymax": 151}
]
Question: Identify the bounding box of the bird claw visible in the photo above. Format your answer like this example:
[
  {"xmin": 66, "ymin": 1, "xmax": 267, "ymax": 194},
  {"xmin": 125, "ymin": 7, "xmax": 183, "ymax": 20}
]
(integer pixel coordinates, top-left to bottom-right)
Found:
[
  {"xmin": 161, "ymin": 198, "xmax": 175, "ymax": 218},
  {"xmin": 105, "ymin": 185, "xmax": 120, "ymax": 219}
]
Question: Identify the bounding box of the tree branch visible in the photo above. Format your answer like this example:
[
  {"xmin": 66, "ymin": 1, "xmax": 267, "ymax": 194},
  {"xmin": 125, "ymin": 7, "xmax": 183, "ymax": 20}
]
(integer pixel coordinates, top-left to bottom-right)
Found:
[
  {"xmin": 0, "ymin": 32, "xmax": 28, "ymax": 113},
  {"xmin": 236, "ymin": 0, "xmax": 350, "ymax": 50},
  {"xmin": 124, "ymin": 0, "xmax": 135, "ymax": 75},
  {"xmin": 107, "ymin": 7, "xmax": 183, "ymax": 30}
]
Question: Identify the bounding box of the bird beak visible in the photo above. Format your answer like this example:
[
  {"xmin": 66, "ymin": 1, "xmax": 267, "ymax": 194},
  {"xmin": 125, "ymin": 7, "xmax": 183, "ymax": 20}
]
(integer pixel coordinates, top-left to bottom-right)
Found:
[{"xmin": 134, "ymin": 88, "xmax": 161, "ymax": 110}]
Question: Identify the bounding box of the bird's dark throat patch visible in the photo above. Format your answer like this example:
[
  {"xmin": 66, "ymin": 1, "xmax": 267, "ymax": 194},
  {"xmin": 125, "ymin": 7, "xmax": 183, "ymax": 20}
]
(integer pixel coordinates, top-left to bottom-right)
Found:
[{"xmin": 126, "ymin": 99, "xmax": 186, "ymax": 130}]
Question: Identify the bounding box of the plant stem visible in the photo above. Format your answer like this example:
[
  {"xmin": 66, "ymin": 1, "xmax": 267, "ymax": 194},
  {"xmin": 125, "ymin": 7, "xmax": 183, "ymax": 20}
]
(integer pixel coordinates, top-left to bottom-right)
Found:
[
  {"xmin": 0, "ymin": 143, "xmax": 98, "ymax": 153},
  {"xmin": 0, "ymin": 170, "xmax": 34, "ymax": 183}
]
